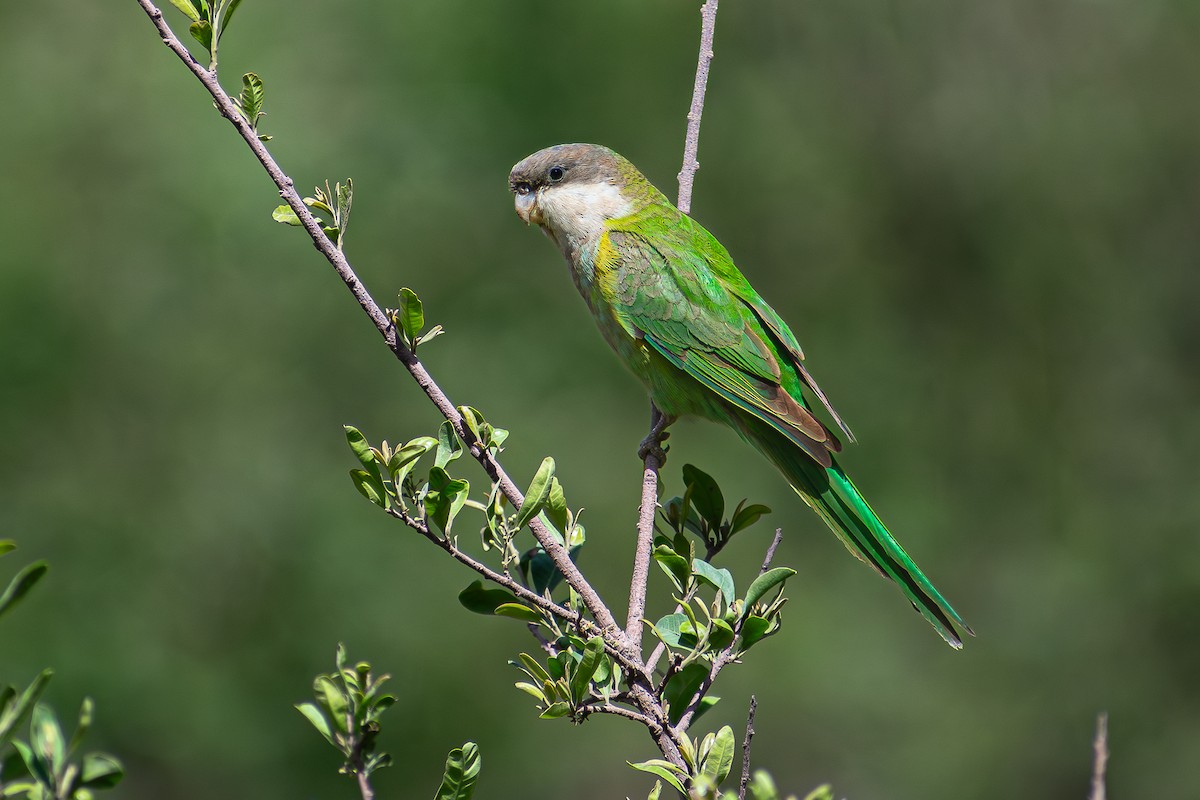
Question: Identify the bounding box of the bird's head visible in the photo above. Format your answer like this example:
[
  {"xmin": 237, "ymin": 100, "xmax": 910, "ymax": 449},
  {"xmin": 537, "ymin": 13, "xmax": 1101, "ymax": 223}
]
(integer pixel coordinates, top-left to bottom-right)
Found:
[{"xmin": 509, "ymin": 144, "xmax": 642, "ymax": 247}]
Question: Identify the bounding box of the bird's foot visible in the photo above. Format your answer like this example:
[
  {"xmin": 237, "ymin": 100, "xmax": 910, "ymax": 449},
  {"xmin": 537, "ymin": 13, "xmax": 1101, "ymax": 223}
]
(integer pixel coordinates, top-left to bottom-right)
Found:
[
  {"xmin": 638, "ymin": 405, "xmax": 675, "ymax": 465},
  {"xmin": 638, "ymin": 430, "xmax": 670, "ymax": 464}
]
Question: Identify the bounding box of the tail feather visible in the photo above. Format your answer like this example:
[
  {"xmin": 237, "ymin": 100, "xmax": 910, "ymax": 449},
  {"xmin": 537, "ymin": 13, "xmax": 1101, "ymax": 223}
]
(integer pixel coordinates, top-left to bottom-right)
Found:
[{"xmin": 748, "ymin": 422, "xmax": 973, "ymax": 648}]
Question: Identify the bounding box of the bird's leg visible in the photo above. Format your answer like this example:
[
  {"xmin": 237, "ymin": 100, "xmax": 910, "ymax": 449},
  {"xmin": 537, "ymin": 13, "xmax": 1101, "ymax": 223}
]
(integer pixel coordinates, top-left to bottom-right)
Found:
[{"xmin": 638, "ymin": 404, "xmax": 675, "ymax": 464}]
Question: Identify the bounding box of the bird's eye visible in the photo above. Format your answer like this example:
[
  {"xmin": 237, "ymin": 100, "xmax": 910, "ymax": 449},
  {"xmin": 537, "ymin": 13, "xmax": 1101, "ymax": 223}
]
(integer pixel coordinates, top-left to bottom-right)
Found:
[
  {"xmin": 514, "ymin": 181, "xmax": 532, "ymax": 196},
  {"xmin": 548, "ymin": 166, "xmax": 565, "ymax": 183}
]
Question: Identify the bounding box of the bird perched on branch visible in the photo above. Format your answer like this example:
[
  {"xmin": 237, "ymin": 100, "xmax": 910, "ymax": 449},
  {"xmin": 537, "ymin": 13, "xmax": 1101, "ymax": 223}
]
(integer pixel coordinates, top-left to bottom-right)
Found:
[{"xmin": 509, "ymin": 143, "xmax": 971, "ymax": 648}]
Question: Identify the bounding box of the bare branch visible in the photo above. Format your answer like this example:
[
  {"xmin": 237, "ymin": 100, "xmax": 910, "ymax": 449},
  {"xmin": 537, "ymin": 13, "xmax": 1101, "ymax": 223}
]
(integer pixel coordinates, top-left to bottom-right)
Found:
[
  {"xmin": 676, "ymin": 0, "xmax": 720, "ymax": 215},
  {"xmin": 737, "ymin": 695, "xmax": 758, "ymax": 800},
  {"xmin": 760, "ymin": 528, "xmax": 784, "ymax": 574},
  {"xmin": 1090, "ymin": 712, "xmax": 1108, "ymax": 800},
  {"xmin": 626, "ymin": 403, "xmax": 671, "ymax": 650},
  {"xmin": 133, "ymin": 0, "xmax": 627, "ymax": 652}
]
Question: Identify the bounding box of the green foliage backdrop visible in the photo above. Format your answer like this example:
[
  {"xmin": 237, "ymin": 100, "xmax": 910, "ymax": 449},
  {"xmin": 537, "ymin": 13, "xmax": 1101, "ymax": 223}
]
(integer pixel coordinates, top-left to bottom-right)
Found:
[{"xmin": 2, "ymin": 1, "xmax": 1198, "ymax": 797}]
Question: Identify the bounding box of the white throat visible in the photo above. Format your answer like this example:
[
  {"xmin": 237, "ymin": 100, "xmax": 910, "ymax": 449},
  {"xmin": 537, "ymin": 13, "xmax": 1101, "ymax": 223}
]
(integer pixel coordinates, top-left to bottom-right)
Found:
[{"xmin": 537, "ymin": 180, "xmax": 633, "ymax": 256}]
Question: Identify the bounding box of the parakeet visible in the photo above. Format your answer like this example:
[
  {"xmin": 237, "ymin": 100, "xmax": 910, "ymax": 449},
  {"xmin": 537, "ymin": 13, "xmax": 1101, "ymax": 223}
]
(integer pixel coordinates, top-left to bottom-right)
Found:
[{"xmin": 509, "ymin": 143, "xmax": 971, "ymax": 648}]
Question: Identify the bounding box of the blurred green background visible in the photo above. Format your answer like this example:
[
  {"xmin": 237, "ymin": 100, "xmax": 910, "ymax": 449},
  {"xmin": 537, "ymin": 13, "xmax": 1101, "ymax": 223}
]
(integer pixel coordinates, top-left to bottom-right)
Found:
[{"xmin": 2, "ymin": 1, "xmax": 1198, "ymax": 797}]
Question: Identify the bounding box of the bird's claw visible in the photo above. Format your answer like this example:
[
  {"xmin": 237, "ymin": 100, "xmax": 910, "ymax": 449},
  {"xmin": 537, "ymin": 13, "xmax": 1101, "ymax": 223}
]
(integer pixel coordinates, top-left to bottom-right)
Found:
[{"xmin": 638, "ymin": 430, "xmax": 670, "ymax": 464}]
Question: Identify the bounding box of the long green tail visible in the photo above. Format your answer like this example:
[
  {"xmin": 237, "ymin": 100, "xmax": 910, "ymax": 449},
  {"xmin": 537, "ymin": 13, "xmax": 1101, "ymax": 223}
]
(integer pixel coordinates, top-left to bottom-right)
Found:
[{"xmin": 748, "ymin": 422, "xmax": 973, "ymax": 648}]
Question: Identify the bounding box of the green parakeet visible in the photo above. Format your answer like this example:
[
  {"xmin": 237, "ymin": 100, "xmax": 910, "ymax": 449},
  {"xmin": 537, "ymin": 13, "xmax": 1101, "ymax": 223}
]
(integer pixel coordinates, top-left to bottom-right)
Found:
[{"xmin": 509, "ymin": 143, "xmax": 971, "ymax": 648}]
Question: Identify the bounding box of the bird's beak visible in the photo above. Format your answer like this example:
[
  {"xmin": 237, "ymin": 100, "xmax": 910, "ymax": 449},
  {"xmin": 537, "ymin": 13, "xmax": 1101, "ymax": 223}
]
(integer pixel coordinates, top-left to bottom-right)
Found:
[{"xmin": 514, "ymin": 191, "xmax": 543, "ymax": 226}]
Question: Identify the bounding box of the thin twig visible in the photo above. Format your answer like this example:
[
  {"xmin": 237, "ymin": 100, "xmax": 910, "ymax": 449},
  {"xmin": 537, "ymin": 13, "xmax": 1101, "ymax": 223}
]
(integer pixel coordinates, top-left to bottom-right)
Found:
[
  {"xmin": 760, "ymin": 528, "xmax": 784, "ymax": 574},
  {"xmin": 1090, "ymin": 712, "xmax": 1108, "ymax": 800},
  {"xmin": 355, "ymin": 771, "xmax": 374, "ymax": 800},
  {"xmin": 627, "ymin": 403, "xmax": 670, "ymax": 650},
  {"xmin": 133, "ymin": 0, "xmax": 627, "ymax": 652},
  {"xmin": 676, "ymin": 0, "xmax": 720, "ymax": 215},
  {"xmin": 674, "ymin": 528, "xmax": 783, "ymax": 733},
  {"xmin": 737, "ymin": 695, "xmax": 758, "ymax": 800},
  {"xmin": 386, "ymin": 507, "xmax": 648, "ymax": 678},
  {"xmin": 577, "ymin": 703, "xmax": 659, "ymax": 729}
]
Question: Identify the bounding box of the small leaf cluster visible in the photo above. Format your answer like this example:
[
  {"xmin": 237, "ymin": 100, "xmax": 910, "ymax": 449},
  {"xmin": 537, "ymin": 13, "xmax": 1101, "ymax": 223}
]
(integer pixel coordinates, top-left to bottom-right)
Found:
[
  {"xmin": 168, "ymin": 0, "xmax": 243, "ymax": 70},
  {"xmin": 295, "ymin": 644, "xmax": 396, "ymax": 782},
  {"xmin": 433, "ymin": 742, "xmax": 480, "ymax": 800},
  {"xmin": 661, "ymin": 465, "xmax": 771, "ymax": 560},
  {"xmin": 233, "ymin": 72, "xmax": 271, "ymax": 141},
  {"xmin": 274, "ymin": 179, "xmax": 354, "ymax": 251},
  {"xmin": 510, "ymin": 636, "xmax": 620, "ymax": 722},
  {"xmin": 631, "ymin": 724, "xmax": 735, "ymax": 797},
  {"xmin": 392, "ymin": 287, "xmax": 445, "ymax": 351},
  {"xmin": 1, "ymin": 542, "xmax": 123, "ymax": 799},
  {"xmin": 669, "ymin": 772, "xmax": 835, "ymax": 800},
  {"xmin": 649, "ymin": 534, "xmax": 795, "ymax": 674}
]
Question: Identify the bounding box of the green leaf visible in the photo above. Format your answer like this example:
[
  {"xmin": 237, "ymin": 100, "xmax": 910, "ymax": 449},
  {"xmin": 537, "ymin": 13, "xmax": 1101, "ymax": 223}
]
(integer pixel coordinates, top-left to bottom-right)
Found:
[
  {"xmin": 0, "ymin": 669, "xmax": 51, "ymax": 748},
  {"xmin": 458, "ymin": 581, "xmax": 520, "ymax": 615},
  {"xmin": 434, "ymin": 421, "xmax": 462, "ymax": 469},
  {"xmin": 539, "ymin": 701, "xmax": 570, "ymax": 719},
  {"xmin": 336, "ymin": 179, "xmax": 353, "ymax": 238},
  {"xmin": 272, "ymin": 205, "xmax": 303, "ymax": 225},
  {"xmin": 748, "ymin": 771, "xmax": 779, "ymax": 800},
  {"xmin": 569, "ymin": 637, "xmax": 605, "ymax": 702},
  {"xmin": 513, "ymin": 682, "xmax": 546, "ymax": 702},
  {"xmin": 398, "ymin": 287, "xmax": 424, "ymax": 344},
  {"xmin": 493, "ymin": 603, "xmax": 542, "ymax": 624},
  {"xmin": 30, "ymin": 704, "xmax": 65, "ymax": 776},
  {"xmin": 189, "ymin": 19, "xmax": 213, "ymax": 51},
  {"xmin": 350, "ymin": 469, "xmax": 386, "ymax": 508},
  {"xmin": 513, "ymin": 457, "xmax": 555, "ymax": 531},
  {"xmin": 425, "ymin": 467, "xmax": 469, "ymax": 533},
  {"xmin": 516, "ymin": 653, "xmax": 552, "ymax": 685},
  {"xmin": 683, "ymin": 464, "xmax": 724, "ymax": 527},
  {"xmin": 730, "ymin": 503, "xmax": 772, "ymax": 534},
  {"xmin": 653, "ymin": 545, "xmax": 690, "ymax": 593},
  {"xmin": 700, "ymin": 725, "xmax": 736, "ymax": 785},
  {"xmin": 314, "ymin": 676, "xmax": 349, "ymax": 733},
  {"xmin": 416, "ymin": 325, "xmax": 445, "ymax": 347},
  {"xmin": 663, "ymin": 662, "xmax": 709, "ymax": 725},
  {"xmin": 238, "ymin": 72, "xmax": 264, "ymax": 122},
  {"xmin": 628, "ymin": 760, "xmax": 687, "ymax": 796},
  {"xmin": 802, "ymin": 785, "xmax": 835, "ymax": 800},
  {"xmin": 218, "ymin": 0, "xmax": 244, "ymax": 37},
  {"xmin": 79, "ymin": 753, "xmax": 124, "ymax": 789},
  {"xmin": 69, "ymin": 696, "xmax": 94, "ymax": 756},
  {"xmin": 434, "ymin": 742, "xmax": 481, "ymax": 800},
  {"xmin": 738, "ymin": 615, "xmax": 773, "ymax": 651},
  {"xmin": 295, "ymin": 702, "xmax": 334, "ymax": 745},
  {"xmin": 742, "ymin": 567, "xmax": 797, "ymax": 616},
  {"xmin": 542, "ymin": 477, "xmax": 569, "ymax": 535},
  {"xmin": 707, "ymin": 618, "xmax": 735, "ymax": 651},
  {"xmin": 692, "ymin": 559, "xmax": 735, "ymax": 607},
  {"xmin": 13, "ymin": 738, "xmax": 50, "ymax": 786},
  {"xmin": 646, "ymin": 781, "xmax": 663, "ymax": 800},
  {"xmin": 168, "ymin": 0, "xmax": 201, "ymax": 21},
  {"xmin": 389, "ymin": 438, "xmax": 436, "ymax": 489},
  {"xmin": 0, "ymin": 540, "xmax": 15, "ymax": 557},
  {"xmin": 0, "ymin": 561, "xmax": 48, "ymax": 619},
  {"xmin": 344, "ymin": 426, "xmax": 383, "ymax": 483},
  {"xmin": 650, "ymin": 613, "xmax": 690, "ymax": 649}
]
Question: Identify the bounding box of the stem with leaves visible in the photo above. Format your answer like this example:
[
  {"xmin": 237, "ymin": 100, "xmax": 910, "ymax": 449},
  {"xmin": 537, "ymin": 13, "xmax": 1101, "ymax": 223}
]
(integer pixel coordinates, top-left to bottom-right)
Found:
[{"xmin": 134, "ymin": 0, "xmax": 625, "ymax": 652}]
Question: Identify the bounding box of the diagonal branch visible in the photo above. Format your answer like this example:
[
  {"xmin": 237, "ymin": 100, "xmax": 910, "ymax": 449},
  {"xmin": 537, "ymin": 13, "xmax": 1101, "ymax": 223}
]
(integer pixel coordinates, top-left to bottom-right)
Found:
[{"xmin": 133, "ymin": 0, "xmax": 627, "ymax": 652}]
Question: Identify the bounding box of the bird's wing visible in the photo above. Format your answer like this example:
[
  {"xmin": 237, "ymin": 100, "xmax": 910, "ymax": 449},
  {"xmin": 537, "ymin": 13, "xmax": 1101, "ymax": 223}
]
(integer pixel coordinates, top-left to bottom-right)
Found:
[
  {"xmin": 694, "ymin": 229, "xmax": 856, "ymax": 443},
  {"xmin": 603, "ymin": 225, "xmax": 841, "ymax": 467}
]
